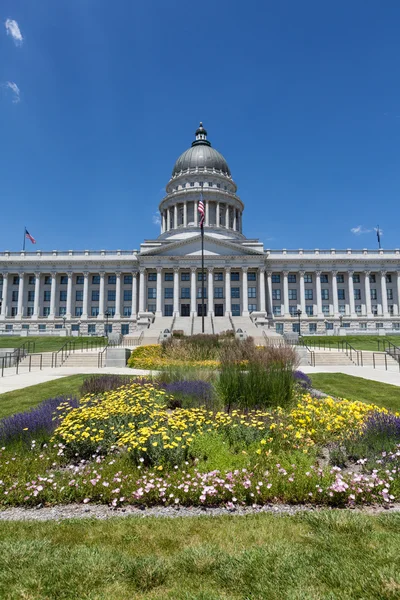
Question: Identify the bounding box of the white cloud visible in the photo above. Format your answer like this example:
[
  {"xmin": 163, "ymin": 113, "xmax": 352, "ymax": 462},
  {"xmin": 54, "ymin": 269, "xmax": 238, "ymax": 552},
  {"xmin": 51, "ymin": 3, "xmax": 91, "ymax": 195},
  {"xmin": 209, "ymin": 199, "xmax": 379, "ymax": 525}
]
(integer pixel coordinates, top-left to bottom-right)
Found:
[
  {"xmin": 5, "ymin": 19, "xmax": 23, "ymax": 45},
  {"xmin": 152, "ymin": 212, "xmax": 161, "ymax": 226},
  {"xmin": 350, "ymin": 225, "xmax": 372, "ymax": 235},
  {"xmin": 3, "ymin": 81, "xmax": 20, "ymax": 103},
  {"xmin": 374, "ymin": 226, "xmax": 383, "ymax": 236}
]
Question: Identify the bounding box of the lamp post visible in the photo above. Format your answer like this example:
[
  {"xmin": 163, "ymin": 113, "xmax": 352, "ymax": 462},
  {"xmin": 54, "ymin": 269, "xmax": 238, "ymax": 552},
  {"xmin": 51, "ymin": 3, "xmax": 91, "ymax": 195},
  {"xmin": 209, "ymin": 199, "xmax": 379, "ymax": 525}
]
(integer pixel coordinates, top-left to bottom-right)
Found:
[
  {"xmin": 105, "ymin": 311, "xmax": 110, "ymax": 338},
  {"xmin": 339, "ymin": 314, "xmax": 344, "ymax": 328},
  {"xmin": 296, "ymin": 309, "xmax": 302, "ymax": 336},
  {"xmin": 62, "ymin": 316, "xmax": 66, "ymax": 330},
  {"xmin": 77, "ymin": 319, "xmax": 81, "ymax": 336}
]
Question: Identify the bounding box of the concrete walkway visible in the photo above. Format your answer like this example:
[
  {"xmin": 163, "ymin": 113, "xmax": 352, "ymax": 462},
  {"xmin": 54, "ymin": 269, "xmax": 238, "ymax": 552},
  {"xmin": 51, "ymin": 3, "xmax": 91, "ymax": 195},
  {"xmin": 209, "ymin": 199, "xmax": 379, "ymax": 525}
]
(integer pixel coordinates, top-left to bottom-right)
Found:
[{"xmin": 0, "ymin": 364, "xmax": 400, "ymax": 394}]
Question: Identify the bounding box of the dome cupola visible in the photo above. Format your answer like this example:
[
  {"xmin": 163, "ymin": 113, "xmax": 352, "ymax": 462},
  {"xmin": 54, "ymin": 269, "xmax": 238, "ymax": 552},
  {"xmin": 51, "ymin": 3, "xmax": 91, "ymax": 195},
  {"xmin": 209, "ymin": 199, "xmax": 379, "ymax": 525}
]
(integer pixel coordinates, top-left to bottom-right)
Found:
[{"xmin": 171, "ymin": 122, "xmax": 231, "ymax": 177}]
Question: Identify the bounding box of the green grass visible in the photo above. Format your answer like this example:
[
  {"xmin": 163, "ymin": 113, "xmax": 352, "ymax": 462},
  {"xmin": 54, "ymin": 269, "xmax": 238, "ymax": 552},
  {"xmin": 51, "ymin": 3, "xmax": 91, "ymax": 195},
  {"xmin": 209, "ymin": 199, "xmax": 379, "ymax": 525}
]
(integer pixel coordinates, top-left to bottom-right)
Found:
[
  {"xmin": 0, "ymin": 336, "xmax": 106, "ymax": 353},
  {"xmin": 0, "ymin": 511, "xmax": 398, "ymax": 599},
  {"xmin": 0, "ymin": 375, "xmax": 90, "ymax": 419},
  {"xmin": 302, "ymin": 335, "xmax": 400, "ymax": 351},
  {"xmin": 311, "ymin": 373, "xmax": 400, "ymax": 412}
]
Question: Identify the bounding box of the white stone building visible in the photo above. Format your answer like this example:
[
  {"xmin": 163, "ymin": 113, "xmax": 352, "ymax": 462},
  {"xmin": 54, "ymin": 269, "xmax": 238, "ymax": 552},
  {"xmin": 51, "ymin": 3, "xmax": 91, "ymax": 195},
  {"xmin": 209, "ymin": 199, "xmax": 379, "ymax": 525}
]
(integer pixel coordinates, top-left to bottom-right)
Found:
[{"xmin": 1, "ymin": 123, "xmax": 400, "ymax": 336}]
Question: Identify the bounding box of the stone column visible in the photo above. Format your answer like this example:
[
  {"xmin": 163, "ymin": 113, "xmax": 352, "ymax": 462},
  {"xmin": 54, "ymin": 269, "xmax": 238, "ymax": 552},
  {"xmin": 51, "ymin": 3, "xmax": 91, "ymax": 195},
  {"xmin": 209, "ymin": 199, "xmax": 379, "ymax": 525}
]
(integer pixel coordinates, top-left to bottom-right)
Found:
[
  {"xmin": 259, "ymin": 267, "xmax": 266, "ymax": 312},
  {"xmin": 381, "ymin": 271, "xmax": 389, "ymax": 317},
  {"xmin": 364, "ymin": 271, "xmax": 372, "ymax": 317},
  {"xmin": 173, "ymin": 268, "xmax": 179, "ymax": 315},
  {"xmin": 205, "ymin": 201, "xmax": 209, "ymax": 226},
  {"xmin": 156, "ymin": 267, "xmax": 162, "ymax": 316},
  {"xmin": 315, "ymin": 271, "xmax": 323, "ymax": 318},
  {"xmin": 131, "ymin": 272, "xmax": 138, "ymax": 318},
  {"xmin": 82, "ymin": 272, "xmax": 89, "ymax": 320},
  {"xmin": 114, "ymin": 273, "xmax": 121, "ymax": 319},
  {"xmin": 16, "ymin": 273, "xmax": 25, "ymax": 319},
  {"xmin": 331, "ymin": 271, "xmax": 339, "ymax": 317},
  {"xmin": 225, "ymin": 267, "xmax": 231, "ymax": 315},
  {"xmin": 48, "ymin": 272, "xmax": 57, "ymax": 319},
  {"xmin": 233, "ymin": 210, "xmax": 237, "ymax": 231},
  {"xmin": 174, "ymin": 205, "xmax": 178, "ymax": 229},
  {"xmin": 397, "ymin": 271, "xmax": 400, "ymax": 316},
  {"xmin": 32, "ymin": 274, "xmax": 41, "ymax": 320},
  {"xmin": 299, "ymin": 271, "xmax": 306, "ymax": 315},
  {"xmin": 190, "ymin": 267, "xmax": 197, "ymax": 315},
  {"xmin": 98, "ymin": 272, "xmax": 105, "ymax": 319},
  {"xmin": 0, "ymin": 273, "xmax": 9, "ymax": 319},
  {"xmin": 283, "ymin": 271, "xmax": 289, "ymax": 317},
  {"xmin": 242, "ymin": 267, "xmax": 249, "ymax": 316},
  {"xmin": 348, "ymin": 271, "xmax": 356, "ymax": 317},
  {"xmin": 183, "ymin": 202, "xmax": 187, "ymax": 227},
  {"xmin": 162, "ymin": 212, "xmax": 166, "ymax": 234},
  {"xmin": 216, "ymin": 203, "xmax": 220, "ymax": 227},
  {"xmin": 194, "ymin": 200, "xmax": 198, "ymax": 226},
  {"xmin": 225, "ymin": 205, "xmax": 229, "ymax": 229},
  {"xmin": 138, "ymin": 268, "xmax": 145, "ymax": 314},
  {"xmin": 208, "ymin": 267, "xmax": 214, "ymax": 316},
  {"xmin": 66, "ymin": 272, "xmax": 72, "ymax": 320},
  {"xmin": 266, "ymin": 271, "xmax": 273, "ymax": 317}
]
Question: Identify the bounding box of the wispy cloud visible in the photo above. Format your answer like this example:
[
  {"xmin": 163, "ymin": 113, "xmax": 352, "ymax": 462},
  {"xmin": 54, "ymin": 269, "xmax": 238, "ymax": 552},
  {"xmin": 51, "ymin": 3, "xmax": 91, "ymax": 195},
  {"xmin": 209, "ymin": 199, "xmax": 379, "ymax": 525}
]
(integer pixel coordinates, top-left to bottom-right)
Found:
[
  {"xmin": 3, "ymin": 81, "xmax": 20, "ymax": 103},
  {"xmin": 374, "ymin": 226, "xmax": 383, "ymax": 237},
  {"xmin": 350, "ymin": 225, "xmax": 372, "ymax": 235},
  {"xmin": 5, "ymin": 19, "xmax": 23, "ymax": 45},
  {"xmin": 152, "ymin": 212, "xmax": 161, "ymax": 226}
]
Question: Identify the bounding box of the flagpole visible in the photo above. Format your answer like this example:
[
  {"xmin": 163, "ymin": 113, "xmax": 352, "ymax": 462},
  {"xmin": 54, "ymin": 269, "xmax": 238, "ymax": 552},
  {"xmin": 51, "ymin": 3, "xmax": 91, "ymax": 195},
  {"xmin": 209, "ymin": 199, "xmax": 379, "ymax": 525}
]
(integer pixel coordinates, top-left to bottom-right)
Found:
[
  {"xmin": 201, "ymin": 222, "xmax": 205, "ymax": 334},
  {"xmin": 377, "ymin": 225, "xmax": 381, "ymax": 249},
  {"xmin": 22, "ymin": 227, "xmax": 26, "ymax": 252}
]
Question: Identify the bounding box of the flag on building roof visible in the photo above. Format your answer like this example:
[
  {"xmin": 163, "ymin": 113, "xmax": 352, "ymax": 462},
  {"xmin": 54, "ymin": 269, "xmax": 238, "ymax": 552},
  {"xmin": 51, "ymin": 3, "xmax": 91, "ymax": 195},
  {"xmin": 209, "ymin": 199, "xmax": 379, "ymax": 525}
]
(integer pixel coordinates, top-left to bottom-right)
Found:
[
  {"xmin": 25, "ymin": 229, "xmax": 36, "ymax": 244},
  {"xmin": 198, "ymin": 193, "xmax": 205, "ymax": 228}
]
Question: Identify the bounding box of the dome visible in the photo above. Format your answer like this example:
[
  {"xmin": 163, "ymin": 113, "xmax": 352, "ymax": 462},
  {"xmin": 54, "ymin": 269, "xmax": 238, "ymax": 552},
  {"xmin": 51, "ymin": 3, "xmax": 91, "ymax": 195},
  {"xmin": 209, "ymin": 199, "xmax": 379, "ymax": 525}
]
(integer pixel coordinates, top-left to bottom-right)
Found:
[{"xmin": 172, "ymin": 123, "xmax": 231, "ymax": 177}]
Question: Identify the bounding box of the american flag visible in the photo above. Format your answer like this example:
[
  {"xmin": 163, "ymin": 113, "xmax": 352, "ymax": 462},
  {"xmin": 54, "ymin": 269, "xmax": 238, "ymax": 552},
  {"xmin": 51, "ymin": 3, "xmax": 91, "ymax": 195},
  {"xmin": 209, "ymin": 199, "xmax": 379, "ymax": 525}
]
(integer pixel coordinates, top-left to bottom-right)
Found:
[
  {"xmin": 25, "ymin": 229, "xmax": 36, "ymax": 244},
  {"xmin": 198, "ymin": 193, "xmax": 205, "ymax": 227}
]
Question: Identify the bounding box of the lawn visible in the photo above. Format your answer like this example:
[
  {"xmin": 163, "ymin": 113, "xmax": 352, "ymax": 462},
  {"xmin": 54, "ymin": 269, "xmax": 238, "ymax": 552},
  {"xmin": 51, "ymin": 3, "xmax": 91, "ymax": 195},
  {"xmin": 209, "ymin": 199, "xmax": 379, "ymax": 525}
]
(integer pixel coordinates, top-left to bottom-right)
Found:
[
  {"xmin": 311, "ymin": 373, "xmax": 400, "ymax": 412},
  {"xmin": 0, "ymin": 336, "xmax": 106, "ymax": 353},
  {"xmin": 0, "ymin": 511, "xmax": 399, "ymax": 599},
  {"xmin": 302, "ymin": 335, "xmax": 400, "ymax": 351}
]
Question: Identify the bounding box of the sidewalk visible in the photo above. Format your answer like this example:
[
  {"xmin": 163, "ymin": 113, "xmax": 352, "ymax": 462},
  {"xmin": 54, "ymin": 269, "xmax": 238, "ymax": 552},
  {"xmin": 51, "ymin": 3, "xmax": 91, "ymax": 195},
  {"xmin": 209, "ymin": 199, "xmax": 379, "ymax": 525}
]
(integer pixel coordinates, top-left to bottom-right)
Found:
[{"xmin": 301, "ymin": 365, "xmax": 400, "ymax": 387}]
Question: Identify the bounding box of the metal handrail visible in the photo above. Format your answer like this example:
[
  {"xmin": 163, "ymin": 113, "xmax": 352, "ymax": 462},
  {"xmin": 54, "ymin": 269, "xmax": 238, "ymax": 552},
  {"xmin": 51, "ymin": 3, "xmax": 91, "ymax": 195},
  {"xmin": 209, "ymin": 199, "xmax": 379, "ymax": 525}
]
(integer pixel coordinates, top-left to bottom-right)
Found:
[
  {"xmin": 52, "ymin": 337, "xmax": 107, "ymax": 367},
  {"xmin": 98, "ymin": 342, "xmax": 109, "ymax": 368},
  {"xmin": 378, "ymin": 340, "xmax": 400, "ymax": 364},
  {"xmin": 299, "ymin": 337, "xmax": 316, "ymax": 367}
]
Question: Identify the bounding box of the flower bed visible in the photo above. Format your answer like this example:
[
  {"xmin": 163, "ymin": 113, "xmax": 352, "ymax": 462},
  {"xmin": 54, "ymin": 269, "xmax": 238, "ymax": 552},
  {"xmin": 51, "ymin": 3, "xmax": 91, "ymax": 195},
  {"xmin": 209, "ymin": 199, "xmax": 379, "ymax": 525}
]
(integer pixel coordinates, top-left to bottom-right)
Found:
[{"xmin": 128, "ymin": 345, "xmax": 220, "ymax": 370}]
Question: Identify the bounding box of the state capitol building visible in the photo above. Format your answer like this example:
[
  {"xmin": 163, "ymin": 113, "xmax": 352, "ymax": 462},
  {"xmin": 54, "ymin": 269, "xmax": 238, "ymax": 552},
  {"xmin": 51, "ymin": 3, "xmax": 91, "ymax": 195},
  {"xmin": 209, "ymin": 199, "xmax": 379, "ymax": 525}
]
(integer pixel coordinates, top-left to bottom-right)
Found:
[{"xmin": 1, "ymin": 123, "xmax": 400, "ymax": 337}]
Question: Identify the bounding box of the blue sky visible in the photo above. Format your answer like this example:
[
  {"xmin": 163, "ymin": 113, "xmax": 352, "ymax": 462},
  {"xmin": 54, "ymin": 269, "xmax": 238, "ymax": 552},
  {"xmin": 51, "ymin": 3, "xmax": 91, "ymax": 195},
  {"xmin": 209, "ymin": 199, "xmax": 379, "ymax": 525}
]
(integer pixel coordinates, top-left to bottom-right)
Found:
[{"xmin": 1, "ymin": 0, "xmax": 399, "ymax": 251}]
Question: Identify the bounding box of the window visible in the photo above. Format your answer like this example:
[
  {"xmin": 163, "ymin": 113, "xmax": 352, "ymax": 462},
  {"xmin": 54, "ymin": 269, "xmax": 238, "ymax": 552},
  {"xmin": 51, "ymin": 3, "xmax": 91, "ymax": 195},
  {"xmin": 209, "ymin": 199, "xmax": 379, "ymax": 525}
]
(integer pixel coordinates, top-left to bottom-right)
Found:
[
  {"xmin": 376, "ymin": 322, "xmax": 383, "ymax": 329},
  {"xmin": 288, "ymin": 274, "xmax": 296, "ymax": 283},
  {"xmin": 231, "ymin": 272, "xmax": 240, "ymax": 281},
  {"xmin": 60, "ymin": 276, "xmax": 68, "ymax": 285},
  {"xmin": 190, "ymin": 182, "xmax": 194, "ymax": 187},
  {"xmin": 387, "ymin": 289, "xmax": 393, "ymax": 300},
  {"xmin": 292, "ymin": 323, "xmax": 299, "ymax": 333},
  {"xmin": 272, "ymin": 274, "xmax": 280, "ymax": 283},
  {"xmin": 231, "ymin": 304, "xmax": 240, "ymax": 316},
  {"xmin": 38, "ymin": 324, "xmax": 47, "ymax": 331},
  {"xmin": 164, "ymin": 288, "xmax": 173, "ymax": 299},
  {"xmin": 393, "ymin": 323, "xmax": 400, "ymax": 330},
  {"xmin": 76, "ymin": 275, "xmax": 84, "ymax": 285},
  {"xmin": 60, "ymin": 291, "xmax": 67, "ymax": 302},
  {"xmin": 26, "ymin": 307, "xmax": 33, "ymax": 317},
  {"xmin": 353, "ymin": 274, "xmax": 360, "ymax": 283},
  {"xmin": 372, "ymin": 305, "xmax": 378, "ymax": 315},
  {"xmin": 11, "ymin": 307, "xmax": 17, "ymax": 316},
  {"xmin": 339, "ymin": 305, "xmax": 346, "ymax": 314},
  {"xmin": 321, "ymin": 274, "xmax": 329, "ymax": 283},
  {"xmin": 43, "ymin": 307, "xmax": 50, "ymax": 317},
  {"xmin": 337, "ymin": 274, "xmax": 344, "ymax": 283},
  {"xmin": 75, "ymin": 307, "xmax": 83, "ymax": 317},
  {"xmin": 272, "ymin": 289, "xmax": 281, "ymax": 300},
  {"xmin": 288, "ymin": 289, "xmax": 297, "ymax": 301},
  {"xmin": 107, "ymin": 307, "xmax": 116, "ymax": 317},
  {"xmin": 370, "ymin": 289, "xmax": 377, "ymax": 300},
  {"xmin": 108, "ymin": 275, "xmax": 117, "ymax": 284},
  {"xmin": 181, "ymin": 288, "xmax": 190, "ymax": 298},
  {"xmin": 354, "ymin": 289, "xmax": 361, "ymax": 300},
  {"xmin": 214, "ymin": 287, "xmax": 224, "ymax": 299},
  {"xmin": 304, "ymin": 274, "xmax": 312, "ymax": 283},
  {"xmin": 124, "ymin": 275, "xmax": 132, "ymax": 285},
  {"xmin": 248, "ymin": 287, "xmax": 256, "ymax": 298},
  {"xmin": 273, "ymin": 306, "xmax": 281, "ymax": 316},
  {"xmin": 91, "ymin": 307, "xmax": 99, "ymax": 317},
  {"xmin": 44, "ymin": 291, "xmax": 51, "ymax": 302},
  {"xmin": 276, "ymin": 323, "xmax": 284, "ymax": 334},
  {"xmin": 370, "ymin": 274, "xmax": 376, "ymax": 283},
  {"xmin": 121, "ymin": 324, "xmax": 129, "ymax": 335},
  {"xmin": 92, "ymin": 290, "xmax": 99, "ymax": 301},
  {"xmin": 248, "ymin": 304, "xmax": 257, "ymax": 312},
  {"xmin": 389, "ymin": 305, "xmax": 394, "ymax": 315},
  {"xmin": 76, "ymin": 290, "xmax": 83, "ymax": 301},
  {"xmin": 28, "ymin": 276, "xmax": 35, "ymax": 285},
  {"xmin": 92, "ymin": 275, "xmax": 100, "ymax": 284},
  {"xmin": 12, "ymin": 291, "xmax": 19, "ymax": 302},
  {"xmin": 231, "ymin": 288, "xmax": 240, "ymax": 298},
  {"xmin": 355, "ymin": 305, "xmax": 362, "ymax": 314},
  {"xmin": 22, "ymin": 324, "xmax": 30, "ymax": 329},
  {"xmin": 216, "ymin": 183, "xmax": 221, "ymax": 188},
  {"xmin": 197, "ymin": 287, "xmax": 207, "ymax": 298},
  {"xmin": 338, "ymin": 289, "xmax": 345, "ymax": 300},
  {"xmin": 305, "ymin": 289, "xmax": 313, "ymax": 300},
  {"xmin": 306, "ymin": 305, "xmax": 314, "ymax": 316},
  {"xmin": 321, "ymin": 289, "xmax": 329, "ymax": 300},
  {"xmin": 5, "ymin": 324, "xmax": 13, "ymax": 331},
  {"xmin": 147, "ymin": 304, "xmax": 156, "ymax": 313},
  {"xmin": 88, "ymin": 324, "xmax": 96, "ymax": 334},
  {"xmin": 123, "ymin": 290, "xmax": 131, "ymax": 302},
  {"xmin": 322, "ymin": 305, "xmax": 330, "ymax": 315},
  {"xmin": 326, "ymin": 322, "xmax": 334, "ymax": 330},
  {"xmin": 181, "ymin": 273, "xmax": 190, "ymax": 281},
  {"xmin": 289, "ymin": 306, "xmax": 297, "ymax": 316},
  {"xmin": 164, "ymin": 305, "xmax": 173, "ymax": 317},
  {"xmin": 108, "ymin": 290, "xmax": 116, "ymax": 301},
  {"xmin": 164, "ymin": 273, "xmax": 173, "ymax": 282},
  {"xmin": 123, "ymin": 306, "xmax": 132, "ymax": 317},
  {"xmin": 208, "ymin": 182, "xmax": 213, "ymax": 187},
  {"xmin": 28, "ymin": 291, "xmax": 35, "ymax": 302},
  {"xmin": 214, "ymin": 272, "xmax": 223, "ymax": 281},
  {"xmin": 147, "ymin": 288, "xmax": 156, "ymax": 299},
  {"xmin": 309, "ymin": 323, "xmax": 317, "ymax": 333},
  {"xmin": 59, "ymin": 307, "xmax": 66, "ymax": 316},
  {"xmin": 197, "ymin": 272, "xmax": 206, "ymax": 281},
  {"xmin": 247, "ymin": 272, "xmax": 256, "ymax": 281},
  {"xmin": 359, "ymin": 323, "xmax": 367, "ymax": 330},
  {"xmin": 13, "ymin": 276, "xmax": 19, "ymax": 285},
  {"xmin": 387, "ymin": 274, "xmax": 392, "ymax": 283}
]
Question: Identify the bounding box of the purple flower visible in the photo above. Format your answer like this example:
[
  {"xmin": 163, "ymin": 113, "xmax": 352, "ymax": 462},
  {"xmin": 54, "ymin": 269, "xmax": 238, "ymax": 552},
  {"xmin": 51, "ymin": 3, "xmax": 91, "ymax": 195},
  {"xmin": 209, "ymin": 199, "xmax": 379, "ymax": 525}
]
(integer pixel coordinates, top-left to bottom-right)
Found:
[
  {"xmin": 293, "ymin": 370, "xmax": 312, "ymax": 389},
  {"xmin": 163, "ymin": 380, "xmax": 213, "ymax": 406}
]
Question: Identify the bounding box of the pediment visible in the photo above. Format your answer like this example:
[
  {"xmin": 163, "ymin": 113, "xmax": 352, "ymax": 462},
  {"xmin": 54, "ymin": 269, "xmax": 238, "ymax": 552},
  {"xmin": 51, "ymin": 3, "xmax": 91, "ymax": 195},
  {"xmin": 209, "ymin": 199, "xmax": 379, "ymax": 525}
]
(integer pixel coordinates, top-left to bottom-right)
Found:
[{"xmin": 140, "ymin": 235, "xmax": 264, "ymax": 257}]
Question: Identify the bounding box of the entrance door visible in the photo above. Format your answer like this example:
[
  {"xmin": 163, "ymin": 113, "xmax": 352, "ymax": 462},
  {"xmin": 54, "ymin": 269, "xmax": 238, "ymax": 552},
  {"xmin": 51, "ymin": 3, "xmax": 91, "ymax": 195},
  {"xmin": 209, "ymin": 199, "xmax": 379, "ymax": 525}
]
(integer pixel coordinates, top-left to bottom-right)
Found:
[
  {"xmin": 181, "ymin": 304, "xmax": 190, "ymax": 317},
  {"xmin": 214, "ymin": 304, "xmax": 224, "ymax": 316},
  {"xmin": 197, "ymin": 304, "xmax": 207, "ymax": 317}
]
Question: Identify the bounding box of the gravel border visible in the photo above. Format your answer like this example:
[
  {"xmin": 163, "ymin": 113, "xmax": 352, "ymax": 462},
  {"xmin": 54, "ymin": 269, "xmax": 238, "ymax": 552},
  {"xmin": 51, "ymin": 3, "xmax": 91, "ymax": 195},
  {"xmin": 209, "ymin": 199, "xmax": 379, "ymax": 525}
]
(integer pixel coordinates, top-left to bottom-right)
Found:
[{"xmin": 0, "ymin": 502, "xmax": 399, "ymax": 521}]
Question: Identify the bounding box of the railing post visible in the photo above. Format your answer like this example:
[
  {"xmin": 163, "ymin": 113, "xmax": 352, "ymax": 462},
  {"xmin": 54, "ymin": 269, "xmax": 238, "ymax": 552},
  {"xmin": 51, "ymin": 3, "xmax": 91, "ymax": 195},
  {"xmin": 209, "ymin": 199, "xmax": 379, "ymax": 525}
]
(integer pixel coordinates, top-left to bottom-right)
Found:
[
  {"xmin": 40, "ymin": 354, "xmax": 43, "ymax": 370},
  {"xmin": 385, "ymin": 354, "xmax": 387, "ymax": 371},
  {"xmin": 373, "ymin": 353, "xmax": 375, "ymax": 369},
  {"xmin": 29, "ymin": 354, "xmax": 32, "ymax": 372}
]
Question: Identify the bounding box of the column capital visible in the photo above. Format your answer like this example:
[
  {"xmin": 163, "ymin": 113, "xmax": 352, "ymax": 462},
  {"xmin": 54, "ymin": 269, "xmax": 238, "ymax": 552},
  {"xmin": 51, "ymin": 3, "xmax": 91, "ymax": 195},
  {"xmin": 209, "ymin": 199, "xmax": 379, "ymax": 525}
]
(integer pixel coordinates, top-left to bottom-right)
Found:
[
  {"xmin": 225, "ymin": 266, "xmax": 231, "ymax": 273},
  {"xmin": 139, "ymin": 267, "xmax": 146, "ymax": 274},
  {"xmin": 132, "ymin": 271, "xmax": 138, "ymax": 277},
  {"xmin": 1, "ymin": 272, "xmax": 9, "ymax": 279},
  {"xmin": 67, "ymin": 271, "xmax": 73, "ymax": 278},
  {"xmin": 207, "ymin": 266, "xmax": 214, "ymax": 273},
  {"xmin": 348, "ymin": 270, "xmax": 354, "ymax": 277},
  {"xmin": 266, "ymin": 270, "xmax": 272, "ymax": 277},
  {"xmin": 156, "ymin": 267, "xmax": 162, "ymax": 273},
  {"xmin": 283, "ymin": 271, "xmax": 289, "ymax": 277},
  {"xmin": 397, "ymin": 271, "xmax": 400, "ymax": 277},
  {"xmin": 83, "ymin": 271, "xmax": 89, "ymax": 278},
  {"xmin": 364, "ymin": 270, "xmax": 371, "ymax": 277},
  {"xmin": 34, "ymin": 272, "xmax": 41, "ymax": 278},
  {"xmin": 190, "ymin": 266, "xmax": 197, "ymax": 273},
  {"xmin": 299, "ymin": 270, "xmax": 305, "ymax": 277},
  {"xmin": 315, "ymin": 270, "xmax": 321, "ymax": 277},
  {"xmin": 173, "ymin": 267, "xmax": 180, "ymax": 274},
  {"xmin": 99, "ymin": 271, "xmax": 105, "ymax": 277},
  {"xmin": 331, "ymin": 270, "xmax": 338, "ymax": 276},
  {"xmin": 242, "ymin": 266, "xmax": 248, "ymax": 272},
  {"xmin": 259, "ymin": 266, "xmax": 266, "ymax": 273},
  {"xmin": 18, "ymin": 271, "xmax": 25, "ymax": 277},
  {"xmin": 380, "ymin": 270, "xmax": 387, "ymax": 276}
]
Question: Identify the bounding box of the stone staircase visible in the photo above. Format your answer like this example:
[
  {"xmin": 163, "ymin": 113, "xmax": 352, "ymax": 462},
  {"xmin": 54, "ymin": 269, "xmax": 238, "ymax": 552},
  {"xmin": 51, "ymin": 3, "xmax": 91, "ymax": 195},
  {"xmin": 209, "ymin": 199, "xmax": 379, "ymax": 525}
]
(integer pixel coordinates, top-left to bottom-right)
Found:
[
  {"xmin": 172, "ymin": 316, "xmax": 193, "ymax": 336},
  {"xmin": 358, "ymin": 351, "xmax": 400, "ymax": 370},
  {"xmin": 312, "ymin": 350, "xmax": 354, "ymax": 366},
  {"xmin": 61, "ymin": 351, "xmax": 100, "ymax": 367},
  {"xmin": 192, "ymin": 316, "xmax": 213, "ymax": 334},
  {"xmin": 212, "ymin": 316, "xmax": 233, "ymax": 335}
]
